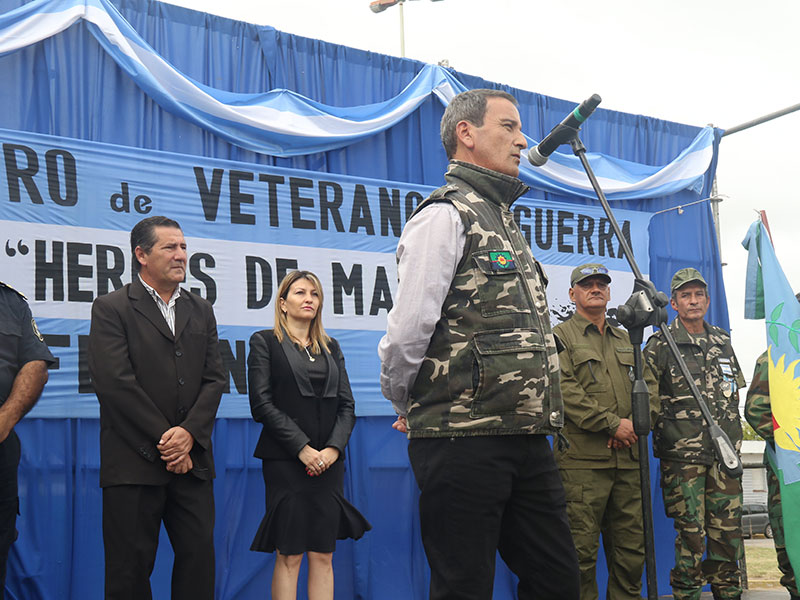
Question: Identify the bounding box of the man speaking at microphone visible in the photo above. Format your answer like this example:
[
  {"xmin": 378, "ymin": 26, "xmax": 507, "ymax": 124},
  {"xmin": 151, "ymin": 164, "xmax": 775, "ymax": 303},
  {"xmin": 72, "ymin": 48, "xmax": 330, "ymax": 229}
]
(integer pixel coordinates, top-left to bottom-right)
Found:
[{"xmin": 379, "ymin": 89, "xmax": 579, "ymax": 600}]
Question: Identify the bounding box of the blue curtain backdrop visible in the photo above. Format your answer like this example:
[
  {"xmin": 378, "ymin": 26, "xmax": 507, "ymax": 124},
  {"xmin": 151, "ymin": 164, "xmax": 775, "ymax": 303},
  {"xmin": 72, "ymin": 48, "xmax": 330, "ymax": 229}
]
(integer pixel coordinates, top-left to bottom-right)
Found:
[{"xmin": 0, "ymin": 0, "xmax": 727, "ymax": 597}]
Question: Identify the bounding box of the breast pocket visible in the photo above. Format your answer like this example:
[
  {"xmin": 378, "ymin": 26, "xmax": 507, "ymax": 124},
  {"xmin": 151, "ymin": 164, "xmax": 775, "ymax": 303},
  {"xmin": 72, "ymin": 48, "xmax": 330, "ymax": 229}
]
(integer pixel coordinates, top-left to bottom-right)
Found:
[
  {"xmin": 571, "ymin": 346, "xmax": 608, "ymax": 394},
  {"xmin": 0, "ymin": 315, "xmax": 22, "ymax": 354},
  {"xmin": 180, "ymin": 326, "xmax": 209, "ymax": 361},
  {"xmin": 681, "ymin": 354, "xmax": 704, "ymax": 380},
  {"xmin": 468, "ymin": 328, "xmax": 547, "ymax": 417},
  {"xmin": 615, "ymin": 346, "xmax": 635, "ymax": 383},
  {"xmin": 471, "ymin": 250, "xmax": 531, "ymax": 318}
]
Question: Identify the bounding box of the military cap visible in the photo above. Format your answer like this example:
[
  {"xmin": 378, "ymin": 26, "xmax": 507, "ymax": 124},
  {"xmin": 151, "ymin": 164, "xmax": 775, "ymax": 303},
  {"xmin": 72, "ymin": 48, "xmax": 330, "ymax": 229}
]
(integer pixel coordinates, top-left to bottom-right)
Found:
[
  {"xmin": 570, "ymin": 263, "xmax": 611, "ymax": 287},
  {"xmin": 670, "ymin": 268, "xmax": 707, "ymax": 293}
]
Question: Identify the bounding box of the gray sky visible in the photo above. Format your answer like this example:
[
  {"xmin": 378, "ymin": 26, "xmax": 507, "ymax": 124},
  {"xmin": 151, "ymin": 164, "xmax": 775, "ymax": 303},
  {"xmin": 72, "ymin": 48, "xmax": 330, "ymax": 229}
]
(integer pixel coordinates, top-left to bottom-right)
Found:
[{"xmin": 162, "ymin": 0, "xmax": 800, "ymax": 392}]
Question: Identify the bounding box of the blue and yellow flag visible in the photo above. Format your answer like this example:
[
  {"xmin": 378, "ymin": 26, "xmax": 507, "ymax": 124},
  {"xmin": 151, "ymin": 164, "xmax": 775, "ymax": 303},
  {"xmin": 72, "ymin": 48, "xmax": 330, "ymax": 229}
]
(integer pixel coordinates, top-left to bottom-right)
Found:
[{"xmin": 743, "ymin": 219, "xmax": 800, "ymax": 576}]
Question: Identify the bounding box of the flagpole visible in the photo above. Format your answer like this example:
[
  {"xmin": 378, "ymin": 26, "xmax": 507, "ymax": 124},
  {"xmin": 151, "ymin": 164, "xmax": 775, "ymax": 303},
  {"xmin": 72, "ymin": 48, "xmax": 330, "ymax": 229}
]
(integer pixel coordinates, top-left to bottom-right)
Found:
[
  {"xmin": 721, "ymin": 102, "xmax": 800, "ymax": 137},
  {"xmin": 398, "ymin": 1, "xmax": 405, "ymax": 57},
  {"xmin": 759, "ymin": 210, "xmax": 773, "ymax": 245},
  {"xmin": 370, "ymin": 0, "xmax": 447, "ymax": 58}
]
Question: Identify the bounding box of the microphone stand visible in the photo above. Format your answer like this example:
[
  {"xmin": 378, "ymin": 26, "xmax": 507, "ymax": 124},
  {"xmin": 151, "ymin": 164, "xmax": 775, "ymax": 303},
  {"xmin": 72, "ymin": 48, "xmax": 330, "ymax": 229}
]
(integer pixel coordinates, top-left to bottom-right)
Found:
[{"xmin": 555, "ymin": 133, "xmax": 743, "ymax": 600}]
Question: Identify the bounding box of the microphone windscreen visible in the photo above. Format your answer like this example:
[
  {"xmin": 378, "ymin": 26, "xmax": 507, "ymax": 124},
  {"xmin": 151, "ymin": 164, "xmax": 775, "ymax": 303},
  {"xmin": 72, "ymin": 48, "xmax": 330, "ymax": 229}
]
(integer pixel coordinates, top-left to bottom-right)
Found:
[{"xmin": 527, "ymin": 147, "xmax": 548, "ymax": 167}]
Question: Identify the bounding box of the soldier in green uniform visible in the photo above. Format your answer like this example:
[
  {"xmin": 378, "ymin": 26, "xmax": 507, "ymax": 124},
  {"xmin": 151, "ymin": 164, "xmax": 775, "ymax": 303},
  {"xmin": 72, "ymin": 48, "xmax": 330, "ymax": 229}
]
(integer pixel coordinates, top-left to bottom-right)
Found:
[
  {"xmin": 744, "ymin": 292, "xmax": 800, "ymax": 600},
  {"xmin": 643, "ymin": 268, "xmax": 745, "ymax": 600},
  {"xmin": 554, "ymin": 263, "xmax": 658, "ymax": 600}
]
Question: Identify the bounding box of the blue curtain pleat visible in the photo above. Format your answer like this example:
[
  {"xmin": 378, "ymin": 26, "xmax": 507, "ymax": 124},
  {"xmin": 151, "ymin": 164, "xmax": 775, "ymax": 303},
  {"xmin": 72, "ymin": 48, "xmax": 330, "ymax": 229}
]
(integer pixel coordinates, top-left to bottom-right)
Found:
[
  {"xmin": 10, "ymin": 417, "xmax": 431, "ymax": 599},
  {"xmin": 0, "ymin": 0, "xmax": 726, "ymax": 596}
]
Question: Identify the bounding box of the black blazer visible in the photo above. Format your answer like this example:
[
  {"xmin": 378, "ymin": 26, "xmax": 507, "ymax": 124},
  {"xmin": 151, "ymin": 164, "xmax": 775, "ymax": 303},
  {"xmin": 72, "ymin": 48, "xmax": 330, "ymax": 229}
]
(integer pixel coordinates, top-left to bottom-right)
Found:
[
  {"xmin": 247, "ymin": 329, "xmax": 356, "ymax": 461},
  {"xmin": 88, "ymin": 277, "xmax": 226, "ymax": 487}
]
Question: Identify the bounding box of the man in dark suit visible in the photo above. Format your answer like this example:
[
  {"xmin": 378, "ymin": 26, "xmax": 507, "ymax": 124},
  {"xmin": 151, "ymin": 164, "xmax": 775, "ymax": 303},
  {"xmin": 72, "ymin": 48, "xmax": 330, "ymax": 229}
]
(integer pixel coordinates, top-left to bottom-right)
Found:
[{"xmin": 88, "ymin": 215, "xmax": 225, "ymax": 600}]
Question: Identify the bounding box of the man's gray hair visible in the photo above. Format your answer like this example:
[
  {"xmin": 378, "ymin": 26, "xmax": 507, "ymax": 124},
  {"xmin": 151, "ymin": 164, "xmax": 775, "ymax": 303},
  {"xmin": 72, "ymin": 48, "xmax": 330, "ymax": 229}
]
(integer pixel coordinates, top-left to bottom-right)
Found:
[{"xmin": 440, "ymin": 89, "xmax": 518, "ymax": 159}]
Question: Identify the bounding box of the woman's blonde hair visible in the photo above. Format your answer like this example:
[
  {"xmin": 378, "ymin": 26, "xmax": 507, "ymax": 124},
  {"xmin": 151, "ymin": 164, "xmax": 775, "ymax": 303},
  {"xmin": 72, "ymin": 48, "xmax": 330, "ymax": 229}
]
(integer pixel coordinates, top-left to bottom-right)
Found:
[{"xmin": 274, "ymin": 270, "xmax": 331, "ymax": 354}]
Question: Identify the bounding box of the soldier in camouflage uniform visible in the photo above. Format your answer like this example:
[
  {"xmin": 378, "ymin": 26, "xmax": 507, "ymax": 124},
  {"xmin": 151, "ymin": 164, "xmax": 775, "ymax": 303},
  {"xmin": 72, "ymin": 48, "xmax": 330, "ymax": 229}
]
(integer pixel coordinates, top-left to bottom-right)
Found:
[
  {"xmin": 379, "ymin": 89, "xmax": 579, "ymax": 600},
  {"xmin": 554, "ymin": 263, "xmax": 659, "ymax": 600},
  {"xmin": 744, "ymin": 292, "xmax": 800, "ymax": 600},
  {"xmin": 643, "ymin": 268, "xmax": 745, "ymax": 600}
]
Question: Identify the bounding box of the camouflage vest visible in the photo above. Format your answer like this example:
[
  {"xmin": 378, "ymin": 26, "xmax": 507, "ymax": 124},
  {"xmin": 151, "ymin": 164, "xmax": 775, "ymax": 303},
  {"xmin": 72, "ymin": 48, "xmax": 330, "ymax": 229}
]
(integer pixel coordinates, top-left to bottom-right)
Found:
[
  {"xmin": 645, "ymin": 318, "xmax": 745, "ymax": 465},
  {"xmin": 406, "ymin": 161, "xmax": 563, "ymax": 438}
]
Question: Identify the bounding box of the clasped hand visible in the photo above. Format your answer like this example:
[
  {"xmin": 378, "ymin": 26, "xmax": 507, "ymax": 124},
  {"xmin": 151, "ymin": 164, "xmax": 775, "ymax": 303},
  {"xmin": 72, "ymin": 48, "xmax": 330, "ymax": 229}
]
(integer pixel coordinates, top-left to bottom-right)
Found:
[
  {"xmin": 158, "ymin": 426, "xmax": 195, "ymax": 474},
  {"xmin": 299, "ymin": 445, "xmax": 340, "ymax": 477},
  {"xmin": 391, "ymin": 416, "xmax": 407, "ymax": 433},
  {"xmin": 607, "ymin": 417, "xmax": 638, "ymax": 449}
]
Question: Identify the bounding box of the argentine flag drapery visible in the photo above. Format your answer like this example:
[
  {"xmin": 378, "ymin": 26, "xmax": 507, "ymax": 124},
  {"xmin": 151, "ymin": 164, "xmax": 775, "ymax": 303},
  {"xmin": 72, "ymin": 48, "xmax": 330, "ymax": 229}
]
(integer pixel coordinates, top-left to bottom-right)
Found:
[
  {"xmin": 0, "ymin": 0, "xmax": 715, "ymax": 200},
  {"xmin": 743, "ymin": 220, "xmax": 800, "ymax": 578}
]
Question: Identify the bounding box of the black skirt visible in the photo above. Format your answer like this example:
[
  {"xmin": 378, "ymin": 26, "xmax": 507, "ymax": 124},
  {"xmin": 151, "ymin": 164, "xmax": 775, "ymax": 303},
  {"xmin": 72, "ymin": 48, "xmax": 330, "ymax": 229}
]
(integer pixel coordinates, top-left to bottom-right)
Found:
[{"xmin": 251, "ymin": 458, "xmax": 371, "ymax": 555}]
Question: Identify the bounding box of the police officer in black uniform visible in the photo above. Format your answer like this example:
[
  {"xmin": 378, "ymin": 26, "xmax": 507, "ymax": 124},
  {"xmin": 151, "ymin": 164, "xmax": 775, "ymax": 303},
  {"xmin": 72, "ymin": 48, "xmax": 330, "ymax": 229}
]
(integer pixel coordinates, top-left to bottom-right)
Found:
[{"xmin": 0, "ymin": 281, "xmax": 54, "ymax": 597}]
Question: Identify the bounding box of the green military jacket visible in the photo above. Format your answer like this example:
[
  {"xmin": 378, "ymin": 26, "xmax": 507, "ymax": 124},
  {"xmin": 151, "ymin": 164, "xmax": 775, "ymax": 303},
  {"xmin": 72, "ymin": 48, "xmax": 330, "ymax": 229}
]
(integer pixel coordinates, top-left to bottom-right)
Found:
[
  {"xmin": 643, "ymin": 317, "xmax": 745, "ymax": 465},
  {"xmin": 554, "ymin": 312, "xmax": 658, "ymax": 469},
  {"xmin": 407, "ymin": 161, "xmax": 563, "ymax": 438},
  {"xmin": 745, "ymin": 350, "xmax": 774, "ymax": 467}
]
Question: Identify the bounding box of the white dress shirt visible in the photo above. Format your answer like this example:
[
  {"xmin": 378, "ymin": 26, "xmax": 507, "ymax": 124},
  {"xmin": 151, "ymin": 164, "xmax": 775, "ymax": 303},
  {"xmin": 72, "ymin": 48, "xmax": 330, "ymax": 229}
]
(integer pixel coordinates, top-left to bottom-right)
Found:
[
  {"xmin": 138, "ymin": 274, "xmax": 181, "ymax": 335},
  {"xmin": 377, "ymin": 203, "xmax": 466, "ymax": 416}
]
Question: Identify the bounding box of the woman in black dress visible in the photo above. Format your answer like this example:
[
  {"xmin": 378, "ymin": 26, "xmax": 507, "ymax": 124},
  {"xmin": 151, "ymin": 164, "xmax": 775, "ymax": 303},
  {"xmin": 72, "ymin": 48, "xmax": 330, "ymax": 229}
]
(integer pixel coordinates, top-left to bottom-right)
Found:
[{"xmin": 248, "ymin": 270, "xmax": 370, "ymax": 600}]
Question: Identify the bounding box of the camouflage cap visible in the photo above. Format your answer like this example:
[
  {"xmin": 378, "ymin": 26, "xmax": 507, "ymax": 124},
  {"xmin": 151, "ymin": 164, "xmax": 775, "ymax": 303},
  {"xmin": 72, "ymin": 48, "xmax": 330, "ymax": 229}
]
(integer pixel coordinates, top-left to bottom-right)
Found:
[
  {"xmin": 670, "ymin": 267, "xmax": 707, "ymax": 293},
  {"xmin": 570, "ymin": 263, "xmax": 611, "ymax": 287}
]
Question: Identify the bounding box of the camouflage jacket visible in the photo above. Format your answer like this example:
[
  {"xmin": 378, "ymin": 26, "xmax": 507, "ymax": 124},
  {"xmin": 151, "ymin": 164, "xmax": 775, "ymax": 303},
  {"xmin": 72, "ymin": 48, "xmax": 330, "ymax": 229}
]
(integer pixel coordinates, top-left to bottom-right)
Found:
[
  {"xmin": 745, "ymin": 350, "xmax": 773, "ymax": 467},
  {"xmin": 554, "ymin": 312, "xmax": 658, "ymax": 469},
  {"xmin": 643, "ymin": 317, "xmax": 745, "ymax": 465},
  {"xmin": 406, "ymin": 161, "xmax": 563, "ymax": 438}
]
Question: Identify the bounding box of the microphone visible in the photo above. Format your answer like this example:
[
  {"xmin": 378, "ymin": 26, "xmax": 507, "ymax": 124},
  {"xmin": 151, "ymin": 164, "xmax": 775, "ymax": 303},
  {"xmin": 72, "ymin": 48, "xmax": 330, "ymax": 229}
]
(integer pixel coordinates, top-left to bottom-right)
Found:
[{"xmin": 528, "ymin": 94, "xmax": 602, "ymax": 166}]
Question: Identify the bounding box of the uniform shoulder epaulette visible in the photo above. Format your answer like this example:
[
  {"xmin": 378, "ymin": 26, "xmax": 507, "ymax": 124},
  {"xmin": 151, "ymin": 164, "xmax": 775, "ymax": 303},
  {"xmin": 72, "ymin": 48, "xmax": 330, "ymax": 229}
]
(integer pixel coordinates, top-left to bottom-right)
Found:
[
  {"xmin": 706, "ymin": 323, "xmax": 732, "ymax": 344},
  {"xmin": 0, "ymin": 281, "xmax": 27, "ymax": 300},
  {"xmin": 427, "ymin": 184, "xmax": 459, "ymax": 201},
  {"xmin": 707, "ymin": 323, "xmax": 728, "ymax": 336},
  {"xmin": 646, "ymin": 327, "xmax": 664, "ymax": 342}
]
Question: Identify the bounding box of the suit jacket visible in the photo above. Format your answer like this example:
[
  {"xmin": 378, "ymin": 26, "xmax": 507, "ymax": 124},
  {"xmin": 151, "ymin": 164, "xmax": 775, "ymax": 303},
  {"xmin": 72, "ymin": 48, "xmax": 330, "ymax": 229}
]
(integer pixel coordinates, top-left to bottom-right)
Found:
[
  {"xmin": 88, "ymin": 276, "xmax": 226, "ymax": 487},
  {"xmin": 247, "ymin": 329, "xmax": 356, "ymax": 461}
]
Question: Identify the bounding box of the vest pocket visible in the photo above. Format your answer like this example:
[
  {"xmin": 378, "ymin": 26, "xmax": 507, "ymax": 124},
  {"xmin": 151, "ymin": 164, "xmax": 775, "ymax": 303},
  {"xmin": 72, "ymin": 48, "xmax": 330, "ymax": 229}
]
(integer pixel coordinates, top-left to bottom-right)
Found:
[
  {"xmin": 654, "ymin": 400, "xmax": 704, "ymax": 455},
  {"xmin": 468, "ymin": 328, "xmax": 547, "ymax": 418},
  {"xmin": 471, "ymin": 250, "xmax": 532, "ymax": 317}
]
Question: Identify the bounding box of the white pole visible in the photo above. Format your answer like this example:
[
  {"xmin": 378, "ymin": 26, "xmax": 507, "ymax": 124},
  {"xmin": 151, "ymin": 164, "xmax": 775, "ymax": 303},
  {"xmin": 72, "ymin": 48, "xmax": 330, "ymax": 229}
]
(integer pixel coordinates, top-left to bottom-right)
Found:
[{"xmin": 398, "ymin": 1, "xmax": 405, "ymax": 57}]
